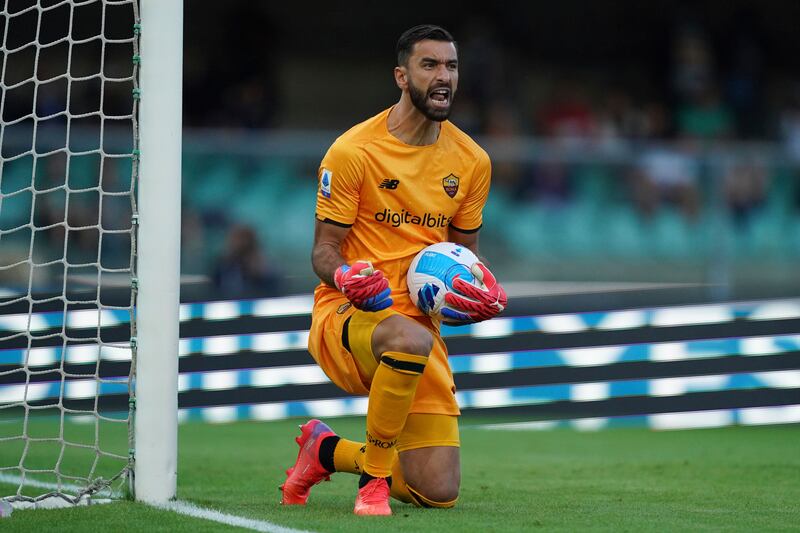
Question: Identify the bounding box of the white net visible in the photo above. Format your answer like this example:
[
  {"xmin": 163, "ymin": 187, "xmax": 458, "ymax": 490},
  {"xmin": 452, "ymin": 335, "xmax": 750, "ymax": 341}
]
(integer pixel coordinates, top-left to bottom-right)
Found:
[{"xmin": 0, "ymin": 0, "xmax": 139, "ymax": 506}]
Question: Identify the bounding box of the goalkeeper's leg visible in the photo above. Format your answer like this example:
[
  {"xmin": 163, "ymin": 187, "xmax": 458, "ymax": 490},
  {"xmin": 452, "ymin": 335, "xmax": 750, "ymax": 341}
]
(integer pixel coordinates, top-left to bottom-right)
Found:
[
  {"xmin": 285, "ymin": 304, "xmax": 459, "ymax": 511},
  {"xmin": 281, "ymin": 414, "xmax": 460, "ymax": 507},
  {"xmin": 350, "ymin": 313, "xmax": 432, "ymax": 515},
  {"xmin": 324, "ymin": 413, "xmax": 460, "ymax": 508}
]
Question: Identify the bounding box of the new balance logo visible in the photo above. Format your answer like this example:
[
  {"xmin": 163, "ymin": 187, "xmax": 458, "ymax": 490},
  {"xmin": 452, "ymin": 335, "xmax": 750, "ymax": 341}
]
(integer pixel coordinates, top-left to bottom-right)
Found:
[{"xmin": 378, "ymin": 179, "xmax": 400, "ymax": 190}]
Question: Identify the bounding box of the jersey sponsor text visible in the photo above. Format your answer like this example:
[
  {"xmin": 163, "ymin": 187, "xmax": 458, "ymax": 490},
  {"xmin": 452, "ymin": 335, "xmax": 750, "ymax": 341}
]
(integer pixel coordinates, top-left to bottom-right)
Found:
[{"xmin": 374, "ymin": 208, "xmax": 453, "ymax": 228}]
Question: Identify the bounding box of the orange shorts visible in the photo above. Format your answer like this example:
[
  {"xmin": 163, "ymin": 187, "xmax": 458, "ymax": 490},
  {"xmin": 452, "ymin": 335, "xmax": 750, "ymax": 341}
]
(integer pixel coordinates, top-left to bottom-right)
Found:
[
  {"xmin": 397, "ymin": 413, "xmax": 459, "ymax": 451},
  {"xmin": 307, "ymin": 286, "xmax": 460, "ymax": 417}
]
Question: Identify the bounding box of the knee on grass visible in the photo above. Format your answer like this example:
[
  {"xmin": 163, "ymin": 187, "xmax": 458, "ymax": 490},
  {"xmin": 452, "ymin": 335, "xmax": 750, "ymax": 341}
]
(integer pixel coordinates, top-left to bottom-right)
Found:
[{"xmin": 406, "ymin": 482, "xmax": 459, "ymax": 509}]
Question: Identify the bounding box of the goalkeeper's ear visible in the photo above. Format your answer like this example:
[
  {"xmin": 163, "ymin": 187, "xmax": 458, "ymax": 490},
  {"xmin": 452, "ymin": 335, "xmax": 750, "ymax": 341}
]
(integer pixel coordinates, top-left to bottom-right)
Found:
[{"xmin": 394, "ymin": 65, "xmax": 408, "ymax": 91}]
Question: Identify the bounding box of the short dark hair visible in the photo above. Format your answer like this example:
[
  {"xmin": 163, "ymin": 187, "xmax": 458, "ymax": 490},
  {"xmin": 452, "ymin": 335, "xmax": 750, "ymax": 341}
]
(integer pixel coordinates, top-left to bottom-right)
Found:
[{"xmin": 396, "ymin": 25, "xmax": 456, "ymax": 66}]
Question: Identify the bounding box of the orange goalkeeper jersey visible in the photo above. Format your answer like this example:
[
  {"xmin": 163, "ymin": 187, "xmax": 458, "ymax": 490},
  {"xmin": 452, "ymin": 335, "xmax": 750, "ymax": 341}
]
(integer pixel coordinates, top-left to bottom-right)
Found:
[{"xmin": 315, "ymin": 106, "xmax": 492, "ymax": 318}]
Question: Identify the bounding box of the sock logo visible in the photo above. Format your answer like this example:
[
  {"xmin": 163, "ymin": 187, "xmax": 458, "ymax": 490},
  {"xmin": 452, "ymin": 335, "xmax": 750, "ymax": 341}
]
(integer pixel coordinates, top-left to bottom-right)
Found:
[{"xmin": 366, "ymin": 431, "xmax": 396, "ymax": 449}]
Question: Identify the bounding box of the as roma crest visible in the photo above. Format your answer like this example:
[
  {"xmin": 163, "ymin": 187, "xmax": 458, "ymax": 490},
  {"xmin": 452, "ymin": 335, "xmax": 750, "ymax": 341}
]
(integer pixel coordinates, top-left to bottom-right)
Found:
[{"xmin": 442, "ymin": 174, "xmax": 460, "ymax": 198}]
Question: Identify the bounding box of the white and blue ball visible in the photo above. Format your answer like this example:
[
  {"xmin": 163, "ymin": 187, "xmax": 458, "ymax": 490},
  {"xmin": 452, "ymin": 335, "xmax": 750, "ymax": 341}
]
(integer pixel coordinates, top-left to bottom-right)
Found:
[{"xmin": 407, "ymin": 242, "xmax": 483, "ymax": 321}]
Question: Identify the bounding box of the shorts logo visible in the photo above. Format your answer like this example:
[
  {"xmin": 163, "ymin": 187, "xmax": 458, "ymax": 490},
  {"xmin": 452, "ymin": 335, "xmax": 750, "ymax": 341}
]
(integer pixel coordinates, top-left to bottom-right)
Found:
[
  {"xmin": 320, "ymin": 169, "xmax": 332, "ymax": 198},
  {"xmin": 379, "ymin": 178, "xmax": 400, "ymax": 190},
  {"xmin": 442, "ymin": 174, "xmax": 459, "ymax": 198},
  {"xmin": 336, "ymin": 302, "xmax": 352, "ymax": 314}
]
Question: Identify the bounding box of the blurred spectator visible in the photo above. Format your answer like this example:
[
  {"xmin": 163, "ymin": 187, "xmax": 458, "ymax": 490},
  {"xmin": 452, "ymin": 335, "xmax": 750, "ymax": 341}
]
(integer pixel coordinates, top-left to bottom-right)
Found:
[
  {"xmin": 450, "ymin": 94, "xmax": 482, "ymax": 137},
  {"xmin": 212, "ymin": 224, "xmax": 281, "ymax": 297},
  {"xmin": 677, "ymin": 85, "xmax": 735, "ymax": 141},
  {"xmin": 537, "ymin": 78, "xmax": 596, "ymax": 145},
  {"xmin": 640, "ymin": 102, "xmax": 673, "ymax": 141},
  {"xmin": 517, "ymin": 79, "xmax": 596, "ymax": 207},
  {"xmin": 595, "ymin": 88, "xmax": 651, "ymax": 149},
  {"xmin": 40, "ymin": 204, "xmax": 100, "ymax": 267},
  {"xmin": 725, "ymin": 37, "xmax": 765, "ymax": 139},
  {"xmin": 630, "ymin": 140, "xmax": 701, "ymax": 222},
  {"xmin": 778, "ymin": 84, "xmax": 800, "ymax": 211},
  {"xmin": 501, "ymin": 83, "xmax": 564, "ymax": 205},
  {"xmin": 458, "ymin": 18, "xmax": 513, "ymax": 130},
  {"xmin": 595, "ymin": 87, "xmax": 656, "ymax": 152},
  {"xmin": 183, "ymin": 6, "xmax": 278, "ymax": 129},
  {"xmin": 516, "ymin": 158, "xmax": 573, "ymax": 209},
  {"xmin": 780, "ymin": 85, "xmax": 800, "ymax": 162},
  {"xmin": 219, "ymin": 77, "xmax": 277, "ymax": 129},
  {"xmin": 32, "ymin": 156, "xmax": 100, "ymax": 268},
  {"xmin": 181, "ymin": 208, "xmax": 210, "ymax": 277},
  {"xmin": 671, "ymin": 25, "xmax": 715, "ymax": 104},
  {"xmin": 484, "ymin": 101, "xmax": 524, "ymax": 189},
  {"xmin": 100, "ymin": 161, "xmax": 134, "ymax": 270},
  {"xmin": 722, "ymin": 155, "xmax": 768, "ymax": 230}
]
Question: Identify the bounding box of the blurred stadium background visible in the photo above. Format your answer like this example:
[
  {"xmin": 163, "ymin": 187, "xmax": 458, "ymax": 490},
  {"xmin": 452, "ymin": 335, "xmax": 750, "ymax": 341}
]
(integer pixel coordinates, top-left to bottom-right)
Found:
[
  {"xmin": 172, "ymin": 0, "xmax": 800, "ymax": 301},
  {"xmin": 2, "ymin": 0, "xmax": 800, "ymax": 443}
]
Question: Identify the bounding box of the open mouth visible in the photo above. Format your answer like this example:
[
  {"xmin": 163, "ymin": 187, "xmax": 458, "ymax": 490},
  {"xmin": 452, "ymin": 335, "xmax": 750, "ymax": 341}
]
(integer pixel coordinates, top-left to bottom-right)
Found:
[{"xmin": 429, "ymin": 87, "xmax": 451, "ymax": 108}]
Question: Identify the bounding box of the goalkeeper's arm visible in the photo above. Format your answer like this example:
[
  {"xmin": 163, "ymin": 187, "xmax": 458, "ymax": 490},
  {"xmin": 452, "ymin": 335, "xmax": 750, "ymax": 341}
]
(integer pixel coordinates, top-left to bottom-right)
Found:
[
  {"xmin": 311, "ymin": 218, "xmax": 350, "ymax": 288},
  {"xmin": 312, "ymin": 219, "xmax": 392, "ymax": 312}
]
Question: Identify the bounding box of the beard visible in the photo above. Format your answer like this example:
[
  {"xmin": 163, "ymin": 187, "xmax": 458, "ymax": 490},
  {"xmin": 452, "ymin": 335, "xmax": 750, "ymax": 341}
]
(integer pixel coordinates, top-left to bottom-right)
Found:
[{"xmin": 408, "ymin": 77, "xmax": 453, "ymax": 122}]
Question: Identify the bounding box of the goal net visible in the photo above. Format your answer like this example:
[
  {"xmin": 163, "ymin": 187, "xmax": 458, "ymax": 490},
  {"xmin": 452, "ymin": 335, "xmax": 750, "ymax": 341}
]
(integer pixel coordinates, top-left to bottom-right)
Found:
[{"xmin": 0, "ymin": 0, "xmax": 140, "ymax": 507}]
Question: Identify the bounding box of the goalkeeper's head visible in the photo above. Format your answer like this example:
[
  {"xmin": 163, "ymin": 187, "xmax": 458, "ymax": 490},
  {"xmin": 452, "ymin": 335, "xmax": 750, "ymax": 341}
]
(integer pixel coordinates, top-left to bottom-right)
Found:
[{"xmin": 394, "ymin": 24, "xmax": 458, "ymax": 122}]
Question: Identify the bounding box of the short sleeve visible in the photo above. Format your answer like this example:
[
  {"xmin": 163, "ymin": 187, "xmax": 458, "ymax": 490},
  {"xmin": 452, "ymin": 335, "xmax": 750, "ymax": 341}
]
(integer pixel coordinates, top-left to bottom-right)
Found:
[
  {"xmin": 315, "ymin": 140, "xmax": 364, "ymax": 227},
  {"xmin": 450, "ymin": 151, "xmax": 491, "ymax": 233}
]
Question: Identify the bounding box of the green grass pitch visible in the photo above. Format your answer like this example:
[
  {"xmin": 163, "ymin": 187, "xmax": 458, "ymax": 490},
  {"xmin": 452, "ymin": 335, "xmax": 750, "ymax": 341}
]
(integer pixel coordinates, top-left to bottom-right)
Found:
[{"xmin": 1, "ymin": 417, "xmax": 798, "ymax": 531}]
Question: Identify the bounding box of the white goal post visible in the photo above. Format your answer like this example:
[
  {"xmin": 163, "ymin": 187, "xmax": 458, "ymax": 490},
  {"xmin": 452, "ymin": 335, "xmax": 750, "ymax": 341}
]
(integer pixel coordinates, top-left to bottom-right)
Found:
[
  {"xmin": 133, "ymin": 0, "xmax": 182, "ymax": 504},
  {"xmin": 0, "ymin": 0, "xmax": 181, "ymax": 507}
]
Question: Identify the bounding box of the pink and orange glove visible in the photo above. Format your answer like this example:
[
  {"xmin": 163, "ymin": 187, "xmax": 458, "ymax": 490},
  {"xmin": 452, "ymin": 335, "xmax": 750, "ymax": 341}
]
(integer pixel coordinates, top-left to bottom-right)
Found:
[
  {"xmin": 442, "ymin": 262, "xmax": 507, "ymax": 324},
  {"xmin": 333, "ymin": 260, "xmax": 393, "ymax": 312}
]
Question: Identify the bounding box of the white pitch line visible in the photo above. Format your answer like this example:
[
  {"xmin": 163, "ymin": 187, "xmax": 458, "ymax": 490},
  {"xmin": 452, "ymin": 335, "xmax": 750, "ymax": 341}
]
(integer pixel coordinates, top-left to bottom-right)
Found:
[
  {"xmin": 153, "ymin": 500, "xmax": 316, "ymax": 533},
  {"xmin": 0, "ymin": 472, "xmax": 109, "ymax": 495},
  {"xmin": 0, "ymin": 473, "xmax": 314, "ymax": 533}
]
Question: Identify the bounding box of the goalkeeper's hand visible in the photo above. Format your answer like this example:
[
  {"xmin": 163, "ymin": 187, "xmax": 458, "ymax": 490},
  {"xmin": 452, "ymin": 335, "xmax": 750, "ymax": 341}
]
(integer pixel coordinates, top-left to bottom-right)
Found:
[
  {"xmin": 333, "ymin": 261, "xmax": 393, "ymax": 312},
  {"xmin": 441, "ymin": 262, "xmax": 507, "ymax": 324}
]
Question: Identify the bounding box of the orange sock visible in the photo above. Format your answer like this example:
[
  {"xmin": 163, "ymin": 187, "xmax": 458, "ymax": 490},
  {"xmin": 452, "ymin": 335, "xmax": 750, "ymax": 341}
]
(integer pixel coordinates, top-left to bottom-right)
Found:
[
  {"xmin": 364, "ymin": 351, "xmax": 427, "ymax": 478},
  {"xmin": 331, "ymin": 436, "xmax": 416, "ymax": 504},
  {"xmin": 333, "ymin": 438, "xmax": 365, "ymax": 475}
]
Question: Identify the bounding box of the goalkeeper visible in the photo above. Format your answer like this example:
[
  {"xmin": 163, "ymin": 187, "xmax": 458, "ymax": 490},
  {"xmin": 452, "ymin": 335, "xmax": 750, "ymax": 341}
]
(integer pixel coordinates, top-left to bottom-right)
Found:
[{"xmin": 280, "ymin": 24, "xmax": 507, "ymax": 516}]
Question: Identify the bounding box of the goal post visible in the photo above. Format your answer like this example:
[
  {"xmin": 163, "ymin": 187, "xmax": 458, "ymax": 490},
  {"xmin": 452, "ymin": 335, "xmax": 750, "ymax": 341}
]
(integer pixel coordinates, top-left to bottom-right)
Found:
[
  {"xmin": 0, "ymin": 0, "xmax": 181, "ymax": 508},
  {"xmin": 133, "ymin": 0, "xmax": 182, "ymax": 504}
]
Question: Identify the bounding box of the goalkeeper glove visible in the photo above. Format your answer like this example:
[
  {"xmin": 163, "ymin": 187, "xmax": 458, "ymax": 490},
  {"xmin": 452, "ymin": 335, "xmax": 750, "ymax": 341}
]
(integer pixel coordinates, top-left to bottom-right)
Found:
[
  {"xmin": 441, "ymin": 262, "xmax": 507, "ymax": 324},
  {"xmin": 333, "ymin": 261, "xmax": 393, "ymax": 312}
]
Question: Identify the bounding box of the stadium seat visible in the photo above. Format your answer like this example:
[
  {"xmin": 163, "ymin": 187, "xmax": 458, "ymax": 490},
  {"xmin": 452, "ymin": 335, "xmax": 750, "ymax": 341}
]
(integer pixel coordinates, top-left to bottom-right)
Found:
[{"xmin": 603, "ymin": 205, "xmax": 646, "ymax": 258}]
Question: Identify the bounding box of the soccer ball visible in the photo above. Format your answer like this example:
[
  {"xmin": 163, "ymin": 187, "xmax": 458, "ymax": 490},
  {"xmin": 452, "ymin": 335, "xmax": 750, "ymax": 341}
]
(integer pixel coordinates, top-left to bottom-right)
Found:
[{"xmin": 406, "ymin": 242, "xmax": 483, "ymax": 321}]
